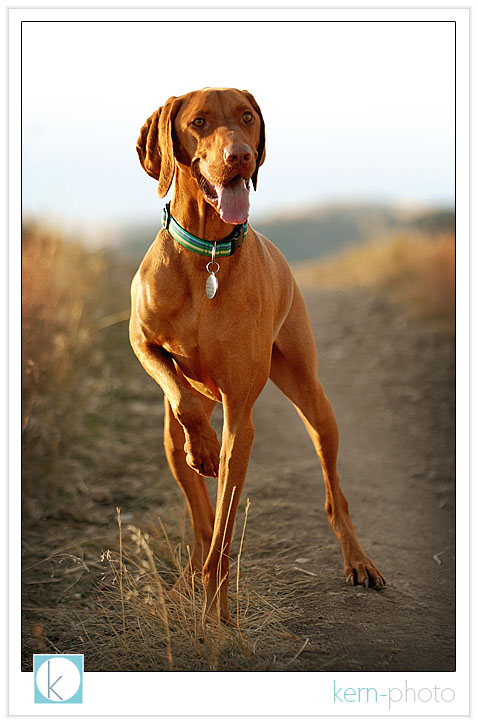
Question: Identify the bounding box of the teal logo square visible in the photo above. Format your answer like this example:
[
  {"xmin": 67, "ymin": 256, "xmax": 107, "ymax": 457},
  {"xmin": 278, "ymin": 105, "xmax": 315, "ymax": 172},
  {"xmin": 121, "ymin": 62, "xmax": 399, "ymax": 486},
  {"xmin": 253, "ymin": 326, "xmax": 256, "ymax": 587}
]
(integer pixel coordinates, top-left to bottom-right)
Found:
[{"xmin": 33, "ymin": 654, "xmax": 83, "ymax": 704}]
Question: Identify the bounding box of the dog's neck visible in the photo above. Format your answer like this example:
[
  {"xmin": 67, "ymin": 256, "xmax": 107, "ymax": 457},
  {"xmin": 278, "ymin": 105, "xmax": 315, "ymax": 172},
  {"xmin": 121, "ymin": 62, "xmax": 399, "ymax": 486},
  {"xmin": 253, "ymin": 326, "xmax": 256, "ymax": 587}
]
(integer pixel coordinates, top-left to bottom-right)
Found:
[{"xmin": 170, "ymin": 165, "xmax": 237, "ymax": 242}]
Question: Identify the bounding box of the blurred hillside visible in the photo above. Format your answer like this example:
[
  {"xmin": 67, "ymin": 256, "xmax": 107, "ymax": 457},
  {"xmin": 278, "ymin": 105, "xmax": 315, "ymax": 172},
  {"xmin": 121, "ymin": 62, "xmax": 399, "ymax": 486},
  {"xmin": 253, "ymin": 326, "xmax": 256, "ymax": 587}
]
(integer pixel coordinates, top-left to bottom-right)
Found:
[{"xmin": 115, "ymin": 202, "xmax": 454, "ymax": 263}]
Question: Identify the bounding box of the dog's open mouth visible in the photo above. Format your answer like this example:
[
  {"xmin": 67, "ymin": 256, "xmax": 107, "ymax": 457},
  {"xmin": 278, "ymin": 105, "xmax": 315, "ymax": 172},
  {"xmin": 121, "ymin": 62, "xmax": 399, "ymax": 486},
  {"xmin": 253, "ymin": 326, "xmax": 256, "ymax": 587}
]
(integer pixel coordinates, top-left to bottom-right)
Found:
[{"xmin": 196, "ymin": 171, "xmax": 250, "ymax": 225}]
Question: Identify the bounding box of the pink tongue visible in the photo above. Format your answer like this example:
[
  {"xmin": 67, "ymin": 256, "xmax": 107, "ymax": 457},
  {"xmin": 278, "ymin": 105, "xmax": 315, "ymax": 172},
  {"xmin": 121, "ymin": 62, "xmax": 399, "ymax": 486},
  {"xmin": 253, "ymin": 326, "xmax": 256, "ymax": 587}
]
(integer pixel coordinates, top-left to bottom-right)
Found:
[{"xmin": 215, "ymin": 177, "xmax": 250, "ymax": 224}]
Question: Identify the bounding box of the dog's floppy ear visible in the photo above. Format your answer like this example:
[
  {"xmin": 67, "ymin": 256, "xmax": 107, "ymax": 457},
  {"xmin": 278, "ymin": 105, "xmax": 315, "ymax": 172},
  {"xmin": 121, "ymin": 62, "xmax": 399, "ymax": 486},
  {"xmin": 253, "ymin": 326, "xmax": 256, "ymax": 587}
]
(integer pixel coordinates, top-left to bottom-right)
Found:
[
  {"xmin": 242, "ymin": 90, "xmax": 266, "ymax": 191},
  {"xmin": 136, "ymin": 96, "xmax": 182, "ymax": 197}
]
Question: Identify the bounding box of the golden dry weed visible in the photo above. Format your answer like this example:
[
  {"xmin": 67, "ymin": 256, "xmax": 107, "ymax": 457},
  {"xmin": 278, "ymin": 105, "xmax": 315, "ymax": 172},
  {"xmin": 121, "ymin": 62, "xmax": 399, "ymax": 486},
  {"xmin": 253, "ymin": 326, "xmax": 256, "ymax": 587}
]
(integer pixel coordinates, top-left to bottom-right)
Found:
[
  {"xmin": 294, "ymin": 232, "xmax": 455, "ymax": 331},
  {"xmin": 22, "ymin": 222, "xmax": 107, "ymax": 504}
]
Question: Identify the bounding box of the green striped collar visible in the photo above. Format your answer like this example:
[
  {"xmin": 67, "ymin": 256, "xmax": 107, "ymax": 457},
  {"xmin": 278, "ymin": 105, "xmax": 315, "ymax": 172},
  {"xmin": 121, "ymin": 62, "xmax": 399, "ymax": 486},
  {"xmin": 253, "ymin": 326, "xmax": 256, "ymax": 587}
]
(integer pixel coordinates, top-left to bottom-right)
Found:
[{"xmin": 161, "ymin": 202, "xmax": 248, "ymax": 257}]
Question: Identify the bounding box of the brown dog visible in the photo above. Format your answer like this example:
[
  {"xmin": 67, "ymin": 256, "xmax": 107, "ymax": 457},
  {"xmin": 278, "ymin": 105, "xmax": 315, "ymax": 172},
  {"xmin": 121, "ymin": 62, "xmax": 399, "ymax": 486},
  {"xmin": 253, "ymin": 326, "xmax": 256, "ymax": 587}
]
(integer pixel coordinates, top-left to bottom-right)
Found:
[{"xmin": 130, "ymin": 87, "xmax": 384, "ymax": 624}]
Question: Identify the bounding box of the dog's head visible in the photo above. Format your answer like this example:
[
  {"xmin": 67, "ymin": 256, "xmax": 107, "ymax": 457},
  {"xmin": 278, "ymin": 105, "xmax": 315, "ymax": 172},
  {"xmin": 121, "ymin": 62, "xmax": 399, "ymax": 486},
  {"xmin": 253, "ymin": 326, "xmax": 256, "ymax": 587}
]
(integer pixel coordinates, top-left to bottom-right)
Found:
[{"xmin": 136, "ymin": 87, "xmax": 266, "ymax": 224}]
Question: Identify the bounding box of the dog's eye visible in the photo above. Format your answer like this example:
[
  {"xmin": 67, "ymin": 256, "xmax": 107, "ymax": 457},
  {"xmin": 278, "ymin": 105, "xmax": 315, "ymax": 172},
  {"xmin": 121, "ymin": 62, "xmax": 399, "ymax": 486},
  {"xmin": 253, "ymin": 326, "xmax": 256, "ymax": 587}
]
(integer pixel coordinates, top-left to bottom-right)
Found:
[
  {"xmin": 243, "ymin": 111, "xmax": 253, "ymax": 123},
  {"xmin": 192, "ymin": 117, "xmax": 205, "ymax": 128}
]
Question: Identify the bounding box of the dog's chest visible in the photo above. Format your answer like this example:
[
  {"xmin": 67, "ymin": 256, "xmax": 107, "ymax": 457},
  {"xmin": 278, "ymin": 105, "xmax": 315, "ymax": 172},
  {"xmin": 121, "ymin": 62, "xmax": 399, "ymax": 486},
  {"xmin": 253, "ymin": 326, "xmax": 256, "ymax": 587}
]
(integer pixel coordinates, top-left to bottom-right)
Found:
[
  {"xmin": 159, "ymin": 301, "xmax": 271, "ymax": 399},
  {"xmin": 139, "ymin": 232, "xmax": 289, "ymax": 395}
]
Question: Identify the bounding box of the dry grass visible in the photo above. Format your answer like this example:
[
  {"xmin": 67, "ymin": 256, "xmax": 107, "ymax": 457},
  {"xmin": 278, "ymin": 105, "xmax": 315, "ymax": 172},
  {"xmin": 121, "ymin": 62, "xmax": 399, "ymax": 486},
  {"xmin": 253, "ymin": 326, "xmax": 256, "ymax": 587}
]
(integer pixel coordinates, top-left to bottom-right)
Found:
[
  {"xmin": 22, "ymin": 222, "xmax": 108, "ymax": 507},
  {"xmin": 23, "ymin": 505, "xmax": 301, "ymax": 672},
  {"xmin": 86, "ymin": 507, "xmax": 297, "ymax": 672},
  {"xmin": 294, "ymin": 232, "xmax": 455, "ymax": 330}
]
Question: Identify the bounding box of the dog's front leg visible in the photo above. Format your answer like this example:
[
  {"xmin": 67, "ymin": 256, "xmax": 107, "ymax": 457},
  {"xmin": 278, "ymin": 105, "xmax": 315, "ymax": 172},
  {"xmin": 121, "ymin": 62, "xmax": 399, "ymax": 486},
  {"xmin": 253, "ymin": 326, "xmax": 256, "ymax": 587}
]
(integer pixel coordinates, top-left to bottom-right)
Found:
[
  {"xmin": 131, "ymin": 341, "xmax": 221, "ymax": 478},
  {"xmin": 202, "ymin": 402, "xmax": 256, "ymax": 626}
]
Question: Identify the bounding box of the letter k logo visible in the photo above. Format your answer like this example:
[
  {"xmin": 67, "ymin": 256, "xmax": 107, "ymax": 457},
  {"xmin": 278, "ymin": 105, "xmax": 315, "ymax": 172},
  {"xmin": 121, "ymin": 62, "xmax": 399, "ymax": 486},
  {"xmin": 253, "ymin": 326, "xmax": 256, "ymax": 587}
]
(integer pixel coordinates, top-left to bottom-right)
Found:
[
  {"xmin": 47, "ymin": 659, "xmax": 63, "ymax": 700},
  {"xmin": 34, "ymin": 655, "xmax": 83, "ymax": 704}
]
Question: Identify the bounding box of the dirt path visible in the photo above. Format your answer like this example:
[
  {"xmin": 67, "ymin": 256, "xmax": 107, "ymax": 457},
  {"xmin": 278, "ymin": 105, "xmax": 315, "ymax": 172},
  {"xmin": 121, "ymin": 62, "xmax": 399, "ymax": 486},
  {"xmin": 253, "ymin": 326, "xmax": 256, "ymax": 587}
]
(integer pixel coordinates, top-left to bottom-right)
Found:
[
  {"xmin": 22, "ymin": 285, "xmax": 455, "ymax": 672},
  {"xmin": 245, "ymin": 287, "xmax": 455, "ymax": 671}
]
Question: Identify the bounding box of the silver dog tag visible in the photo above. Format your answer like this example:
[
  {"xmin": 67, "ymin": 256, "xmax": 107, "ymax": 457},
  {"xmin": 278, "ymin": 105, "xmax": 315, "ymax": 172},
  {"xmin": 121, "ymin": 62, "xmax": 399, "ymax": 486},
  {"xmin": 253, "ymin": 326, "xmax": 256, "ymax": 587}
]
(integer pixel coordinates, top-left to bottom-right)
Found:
[{"xmin": 205, "ymin": 272, "xmax": 218, "ymax": 299}]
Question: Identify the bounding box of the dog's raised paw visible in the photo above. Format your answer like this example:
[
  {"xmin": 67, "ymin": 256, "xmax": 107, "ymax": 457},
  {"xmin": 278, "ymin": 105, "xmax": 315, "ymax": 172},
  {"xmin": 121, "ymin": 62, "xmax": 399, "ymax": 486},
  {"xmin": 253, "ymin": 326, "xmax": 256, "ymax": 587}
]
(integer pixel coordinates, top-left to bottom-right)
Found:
[{"xmin": 184, "ymin": 430, "xmax": 221, "ymax": 478}]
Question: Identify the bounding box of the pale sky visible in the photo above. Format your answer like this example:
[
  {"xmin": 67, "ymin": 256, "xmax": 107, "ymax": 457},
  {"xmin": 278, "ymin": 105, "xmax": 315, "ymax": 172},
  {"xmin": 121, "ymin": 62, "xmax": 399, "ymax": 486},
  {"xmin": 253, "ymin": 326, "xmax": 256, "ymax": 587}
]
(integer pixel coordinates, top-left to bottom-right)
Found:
[{"xmin": 21, "ymin": 20, "xmax": 455, "ymax": 226}]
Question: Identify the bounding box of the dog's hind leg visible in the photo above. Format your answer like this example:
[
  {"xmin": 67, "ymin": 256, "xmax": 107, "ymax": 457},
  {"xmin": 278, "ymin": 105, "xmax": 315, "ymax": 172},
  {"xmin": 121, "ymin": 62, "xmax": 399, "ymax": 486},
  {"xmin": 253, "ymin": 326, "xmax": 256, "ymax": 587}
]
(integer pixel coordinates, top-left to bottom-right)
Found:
[
  {"xmin": 269, "ymin": 282, "xmax": 385, "ymax": 588},
  {"xmin": 163, "ymin": 395, "xmax": 216, "ymax": 573}
]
